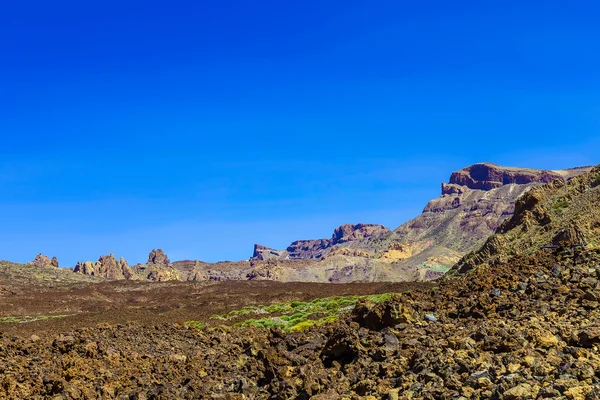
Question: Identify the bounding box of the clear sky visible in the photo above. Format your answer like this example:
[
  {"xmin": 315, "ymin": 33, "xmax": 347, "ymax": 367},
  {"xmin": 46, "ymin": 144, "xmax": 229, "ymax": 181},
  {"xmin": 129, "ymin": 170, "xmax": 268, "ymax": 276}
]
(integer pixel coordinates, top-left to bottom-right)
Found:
[{"xmin": 1, "ymin": 1, "xmax": 599, "ymax": 266}]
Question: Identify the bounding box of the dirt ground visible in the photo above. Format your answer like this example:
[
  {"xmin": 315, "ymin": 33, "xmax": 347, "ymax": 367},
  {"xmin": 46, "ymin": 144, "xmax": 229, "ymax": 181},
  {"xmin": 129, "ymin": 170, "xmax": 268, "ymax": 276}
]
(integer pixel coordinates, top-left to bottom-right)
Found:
[{"xmin": 0, "ymin": 279, "xmax": 433, "ymax": 337}]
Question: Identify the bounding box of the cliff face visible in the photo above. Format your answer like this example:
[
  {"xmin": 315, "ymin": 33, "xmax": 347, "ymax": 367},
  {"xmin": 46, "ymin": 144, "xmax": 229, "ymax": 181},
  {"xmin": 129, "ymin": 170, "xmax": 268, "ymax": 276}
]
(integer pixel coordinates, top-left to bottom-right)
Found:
[
  {"xmin": 445, "ymin": 163, "xmax": 589, "ymax": 193},
  {"xmin": 252, "ymin": 223, "xmax": 391, "ymax": 260},
  {"xmin": 252, "ymin": 245, "xmax": 282, "ymax": 261},
  {"xmin": 336, "ymin": 163, "xmax": 594, "ymax": 275},
  {"xmin": 453, "ymin": 165, "xmax": 600, "ymax": 274}
]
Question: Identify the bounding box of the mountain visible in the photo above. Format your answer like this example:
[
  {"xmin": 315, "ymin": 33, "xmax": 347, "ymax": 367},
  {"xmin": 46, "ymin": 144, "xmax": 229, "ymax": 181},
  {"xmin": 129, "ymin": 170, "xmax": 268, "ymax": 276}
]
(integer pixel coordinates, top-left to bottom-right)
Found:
[
  {"xmin": 41, "ymin": 163, "xmax": 594, "ymax": 283},
  {"xmin": 342, "ymin": 163, "xmax": 593, "ymax": 268},
  {"xmin": 248, "ymin": 163, "xmax": 593, "ymax": 278},
  {"xmin": 453, "ymin": 164, "xmax": 600, "ymax": 273}
]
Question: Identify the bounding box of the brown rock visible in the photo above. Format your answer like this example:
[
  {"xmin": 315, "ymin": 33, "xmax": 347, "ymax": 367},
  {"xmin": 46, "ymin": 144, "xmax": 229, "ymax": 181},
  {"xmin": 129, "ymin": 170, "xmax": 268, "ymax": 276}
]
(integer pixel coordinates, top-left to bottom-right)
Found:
[
  {"xmin": 147, "ymin": 249, "xmax": 171, "ymax": 267},
  {"xmin": 30, "ymin": 254, "xmax": 59, "ymax": 269},
  {"xmin": 330, "ymin": 224, "xmax": 391, "ymax": 245},
  {"xmin": 74, "ymin": 254, "xmax": 132, "ymax": 279},
  {"xmin": 578, "ymin": 327, "xmax": 600, "ymax": 348},
  {"xmin": 251, "ymin": 244, "xmax": 282, "ymax": 261},
  {"xmin": 448, "ymin": 163, "xmax": 571, "ymax": 191}
]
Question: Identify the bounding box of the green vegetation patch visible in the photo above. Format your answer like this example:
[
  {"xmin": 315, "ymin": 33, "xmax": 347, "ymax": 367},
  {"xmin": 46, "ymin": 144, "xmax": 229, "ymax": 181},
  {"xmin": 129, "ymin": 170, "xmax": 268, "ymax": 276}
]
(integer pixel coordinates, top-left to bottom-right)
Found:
[
  {"xmin": 204, "ymin": 292, "xmax": 395, "ymax": 333},
  {"xmin": 420, "ymin": 263, "xmax": 451, "ymax": 273},
  {"xmin": 0, "ymin": 315, "xmax": 69, "ymax": 324},
  {"xmin": 184, "ymin": 321, "xmax": 206, "ymax": 330},
  {"xmin": 552, "ymin": 197, "xmax": 569, "ymax": 211}
]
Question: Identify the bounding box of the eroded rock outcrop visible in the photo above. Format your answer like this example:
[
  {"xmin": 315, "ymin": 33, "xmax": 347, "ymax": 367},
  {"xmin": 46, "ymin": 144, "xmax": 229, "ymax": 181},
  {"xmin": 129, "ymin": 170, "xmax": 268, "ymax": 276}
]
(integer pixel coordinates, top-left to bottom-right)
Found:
[
  {"xmin": 74, "ymin": 254, "xmax": 132, "ymax": 280},
  {"xmin": 147, "ymin": 249, "xmax": 170, "ymax": 268},
  {"xmin": 252, "ymin": 244, "xmax": 282, "ymax": 261},
  {"xmin": 29, "ymin": 254, "xmax": 59, "ymax": 269},
  {"xmin": 331, "ymin": 224, "xmax": 391, "ymax": 245},
  {"xmin": 252, "ymin": 224, "xmax": 391, "ymax": 260},
  {"xmin": 73, "ymin": 250, "xmax": 180, "ymax": 281},
  {"xmin": 446, "ymin": 163, "xmax": 584, "ymax": 193}
]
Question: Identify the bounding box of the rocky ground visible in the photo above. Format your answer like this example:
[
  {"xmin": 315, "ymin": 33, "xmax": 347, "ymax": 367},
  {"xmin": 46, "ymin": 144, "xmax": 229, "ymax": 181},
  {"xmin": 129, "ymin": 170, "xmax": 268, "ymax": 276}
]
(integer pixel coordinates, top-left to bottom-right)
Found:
[
  {"xmin": 2, "ymin": 245, "xmax": 600, "ymax": 399},
  {"xmin": 2, "ymin": 165, "xmax": 600, "ymax": 399}
]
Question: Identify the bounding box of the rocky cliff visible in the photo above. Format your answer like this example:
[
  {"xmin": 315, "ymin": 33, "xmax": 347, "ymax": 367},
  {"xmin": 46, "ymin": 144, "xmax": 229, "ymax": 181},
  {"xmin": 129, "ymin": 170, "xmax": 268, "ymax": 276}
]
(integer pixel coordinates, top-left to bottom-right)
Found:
[
  {"xmin": 337, "ymin": 163, "xmax": 594, "ymax": 273},
  {"xmin": 453, "ymin": 164, "xmax": 600, "ymax": 274},
  {"xmin": 252, "ymin": 223, "xmax": 391, "ymax": 260},
  {"xmin": 445, "ymin": 163, "xmax": 587, "ymax": 192}
]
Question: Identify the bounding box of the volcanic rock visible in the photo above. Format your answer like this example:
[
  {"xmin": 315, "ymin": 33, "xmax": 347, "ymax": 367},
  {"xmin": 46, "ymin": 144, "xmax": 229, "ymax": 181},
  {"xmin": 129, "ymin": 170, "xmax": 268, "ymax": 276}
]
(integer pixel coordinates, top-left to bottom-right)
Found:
[
  {"xmin": 447, "ymin": 163, "xmax": 582, "ymax": 192},
  {"xmin": 331, "ymin": 224, "xmax": 391, "ymax": 245},
  {"xmin": 147, "ymin": 249, "xmax": 171, "ymax": 267},
  {"xmin": 74, "ymin": 254, "xmax": 132, "ymax": 280},
  {"xmin": 252, "ymin": 244, "xmax": 282, "ymax": 261},
  {"xmin": 29, "ymin": 254, "xmax": 59, "ymax": 269},
  {"xmin": 454, "ymin": 165, "xmax": 600, "ymax": 274},
  {"xmin": 252, "ymin": 224, "xmax": 391, "ymax": 260}
]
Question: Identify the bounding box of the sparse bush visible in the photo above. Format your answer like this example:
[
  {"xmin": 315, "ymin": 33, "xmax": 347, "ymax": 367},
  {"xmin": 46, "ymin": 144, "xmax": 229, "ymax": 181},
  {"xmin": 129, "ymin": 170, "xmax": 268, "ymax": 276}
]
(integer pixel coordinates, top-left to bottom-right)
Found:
[
  {"xmin": 552, "ymin": 197, "xmax": 569, "ymax": 211},
  {"xmin": 185, "ymin": 321, "xmax": 206, "ymax": 330}
]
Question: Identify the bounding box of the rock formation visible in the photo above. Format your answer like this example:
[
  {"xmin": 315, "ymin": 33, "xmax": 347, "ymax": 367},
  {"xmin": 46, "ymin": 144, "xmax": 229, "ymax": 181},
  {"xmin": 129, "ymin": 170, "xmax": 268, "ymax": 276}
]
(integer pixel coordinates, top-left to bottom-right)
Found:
[
  {"xmin": 29, "ymin": 254, "xmax": 59, "ymax": 269},
  {"xmin": 445, "ymin": 163, "xmax": 588, "ymax": 192},
  {"xmin": 454, "ymin": 165, "xmax": 600, "ymax": 274},
  {"xmin": 251, "ymin": 223, "xmax": 391, "ymax": 260},
  {"xmin": 147, "ymin": 249, "xmax": 170, "ymax": 267},
  {"xmin": 73, "ymin": 250, "xmax": 181, "ymax": 281},
  {"xmin": 74, "ymin": 254, "xmax": 132, "ymax": 280},
  {"xmin": 349, "ymin": 163, "xmax": 594, "ymax": 274},
  {"xmin": 251, "ymin": 244, "xmax": 282, "ymax": 261},
  {"xmin": 64, "ymin": 163, "xmax": 595, "ymax": 284}
]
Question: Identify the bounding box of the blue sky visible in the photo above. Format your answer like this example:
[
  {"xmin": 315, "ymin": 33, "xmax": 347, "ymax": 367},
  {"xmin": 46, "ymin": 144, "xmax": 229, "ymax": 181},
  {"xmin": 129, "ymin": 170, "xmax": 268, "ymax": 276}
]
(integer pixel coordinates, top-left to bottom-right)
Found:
[{"xmin": 1, "ymin": 1, "xmax": 599, "ymax": 266}]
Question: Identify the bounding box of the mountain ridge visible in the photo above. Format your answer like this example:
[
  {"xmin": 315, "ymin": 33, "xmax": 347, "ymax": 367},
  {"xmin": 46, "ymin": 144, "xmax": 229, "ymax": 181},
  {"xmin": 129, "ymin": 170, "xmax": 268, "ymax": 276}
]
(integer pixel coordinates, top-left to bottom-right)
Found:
[{"xmin": 23, "ymin": 162, "xmax": 595, "ymax": 283}]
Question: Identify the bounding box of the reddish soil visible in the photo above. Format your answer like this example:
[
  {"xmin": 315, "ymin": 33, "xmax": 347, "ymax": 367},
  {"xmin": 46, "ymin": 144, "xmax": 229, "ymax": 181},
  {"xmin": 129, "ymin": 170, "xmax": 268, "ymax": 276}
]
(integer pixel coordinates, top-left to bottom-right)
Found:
[{"xmin": 0, "ymin": 279, "xmax": 433, "ymax": 337}]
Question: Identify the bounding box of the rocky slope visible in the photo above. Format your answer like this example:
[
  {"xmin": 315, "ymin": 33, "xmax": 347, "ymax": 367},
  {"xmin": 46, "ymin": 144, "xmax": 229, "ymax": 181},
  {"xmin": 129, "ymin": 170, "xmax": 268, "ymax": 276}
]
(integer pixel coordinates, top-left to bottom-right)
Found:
[
  {"xmin": 248, "ymin": 163, "xmax": 592, "ymax": 281},
  {"xmin": 3, "ymin": 165, "xmax": 600, "ymax": 398},
  {"xmin": 3, "ymin": 243, "xmax": 600, "ymax": 398},
  {"xmin": 335, "ymin": 163, "xmax": 593, "ymax": 271},
  {"xmin": 454, "ymin": 164, "xmax": 600, "ymax": 274}
]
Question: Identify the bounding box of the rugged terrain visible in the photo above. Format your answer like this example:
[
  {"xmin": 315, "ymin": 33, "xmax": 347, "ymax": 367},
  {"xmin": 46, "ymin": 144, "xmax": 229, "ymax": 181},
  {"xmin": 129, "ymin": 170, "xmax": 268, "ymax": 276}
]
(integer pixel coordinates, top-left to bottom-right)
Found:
[
  {"xmin": 454, "ymin": 164, "xmax": 600, "ymax": 274},
  {"xmin": 250, "ymin": 163, "xmax": 593, "ymax": 279},
  {"xmin": 3, "ymin": 237, "xmax": 600, "ymax": 398},
  {"xmin": 57, "ymin": 163, "xmax": 592, "ymax": 285},
  {"xmin": 1, "ymin": 164, "xmax": 600, "ymax": 398}
]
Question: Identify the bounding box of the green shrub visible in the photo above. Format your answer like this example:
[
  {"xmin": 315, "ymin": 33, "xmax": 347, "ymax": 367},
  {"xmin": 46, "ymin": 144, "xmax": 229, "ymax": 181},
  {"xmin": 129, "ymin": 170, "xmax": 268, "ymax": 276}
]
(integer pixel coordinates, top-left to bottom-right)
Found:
[{"xmin": 185, "ymin": 321, "xmax": 206, "ymax": 330}]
